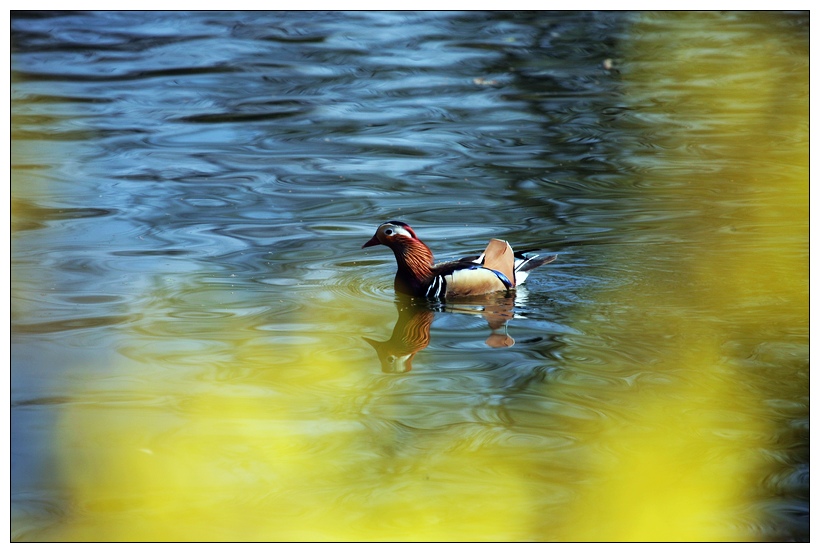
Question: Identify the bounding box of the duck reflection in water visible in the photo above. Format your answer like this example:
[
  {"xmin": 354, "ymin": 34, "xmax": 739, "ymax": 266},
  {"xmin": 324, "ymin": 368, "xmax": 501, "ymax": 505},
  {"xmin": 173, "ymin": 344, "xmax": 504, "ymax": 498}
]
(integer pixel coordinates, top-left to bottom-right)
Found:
[{"xmin": 364, "ymin": 293, "xmax": 521, "ymax": 373}]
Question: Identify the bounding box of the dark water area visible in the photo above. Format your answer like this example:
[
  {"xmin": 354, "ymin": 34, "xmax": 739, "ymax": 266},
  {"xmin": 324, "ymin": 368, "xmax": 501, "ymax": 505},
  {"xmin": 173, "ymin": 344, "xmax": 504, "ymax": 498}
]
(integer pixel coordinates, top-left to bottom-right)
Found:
[{"xmin": 11, "ymin": 11, "xmax": 808, "ymax": 541}]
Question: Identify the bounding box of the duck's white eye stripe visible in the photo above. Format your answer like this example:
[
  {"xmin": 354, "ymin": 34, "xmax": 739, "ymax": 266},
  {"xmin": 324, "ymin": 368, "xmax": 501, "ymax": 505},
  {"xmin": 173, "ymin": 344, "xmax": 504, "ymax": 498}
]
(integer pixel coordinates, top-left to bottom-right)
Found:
[{"xmin": 382, "ymin": 225, "xmax": 412, "ymax": 238}]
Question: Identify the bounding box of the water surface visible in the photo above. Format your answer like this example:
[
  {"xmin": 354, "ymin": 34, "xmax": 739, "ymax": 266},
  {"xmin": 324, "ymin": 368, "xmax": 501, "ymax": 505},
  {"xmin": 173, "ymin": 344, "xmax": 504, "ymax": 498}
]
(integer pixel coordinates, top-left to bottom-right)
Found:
[{"xmin": 11, "ymin": 11, "xmax": 808, "ymax": 541}]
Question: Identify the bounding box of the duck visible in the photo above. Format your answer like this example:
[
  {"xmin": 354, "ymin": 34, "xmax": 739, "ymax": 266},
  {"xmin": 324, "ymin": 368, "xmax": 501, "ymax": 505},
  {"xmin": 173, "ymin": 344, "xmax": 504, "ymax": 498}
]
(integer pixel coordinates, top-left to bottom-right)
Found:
[{"xmin": 362, "ymin": 221, "xmax": 556, "ymax": 300}]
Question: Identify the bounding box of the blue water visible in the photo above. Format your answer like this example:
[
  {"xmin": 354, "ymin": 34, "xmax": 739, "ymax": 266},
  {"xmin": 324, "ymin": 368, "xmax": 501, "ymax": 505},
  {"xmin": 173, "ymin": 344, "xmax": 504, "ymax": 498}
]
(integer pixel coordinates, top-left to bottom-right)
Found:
[{"xmin": 11, "ymin": 11, "xmax": 808, "ymax": 542}]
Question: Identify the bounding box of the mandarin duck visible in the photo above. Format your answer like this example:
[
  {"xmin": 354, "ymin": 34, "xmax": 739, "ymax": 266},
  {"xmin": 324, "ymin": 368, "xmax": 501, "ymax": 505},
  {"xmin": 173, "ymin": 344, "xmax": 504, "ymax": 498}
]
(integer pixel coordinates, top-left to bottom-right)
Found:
[{"xmin": 362, "ymin": 221, "xmax": 556, "ymax": 300}]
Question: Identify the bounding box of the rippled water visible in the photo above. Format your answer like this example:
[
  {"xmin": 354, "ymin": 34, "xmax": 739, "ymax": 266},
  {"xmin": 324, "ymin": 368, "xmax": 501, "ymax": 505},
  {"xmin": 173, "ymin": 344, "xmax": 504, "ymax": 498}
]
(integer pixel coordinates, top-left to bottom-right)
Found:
[{"xmin": 11, "ymin": 11, "xmax": 808, "ymax": 541}]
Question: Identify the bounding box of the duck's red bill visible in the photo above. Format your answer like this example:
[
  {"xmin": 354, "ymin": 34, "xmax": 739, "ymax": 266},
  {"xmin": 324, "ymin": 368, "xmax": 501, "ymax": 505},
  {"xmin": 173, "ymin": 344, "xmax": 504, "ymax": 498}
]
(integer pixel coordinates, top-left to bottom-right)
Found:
[{"xmin": 362, "ymin": 235, "xmax": 381, "ymax": 248}]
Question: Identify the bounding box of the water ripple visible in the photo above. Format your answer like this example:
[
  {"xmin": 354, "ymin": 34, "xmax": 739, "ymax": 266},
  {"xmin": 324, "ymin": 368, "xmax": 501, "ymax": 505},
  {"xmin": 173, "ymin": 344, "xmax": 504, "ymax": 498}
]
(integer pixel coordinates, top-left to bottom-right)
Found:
[{"xmin": 11, "ymin": 10, "xmax": 809, "ymax": 542}]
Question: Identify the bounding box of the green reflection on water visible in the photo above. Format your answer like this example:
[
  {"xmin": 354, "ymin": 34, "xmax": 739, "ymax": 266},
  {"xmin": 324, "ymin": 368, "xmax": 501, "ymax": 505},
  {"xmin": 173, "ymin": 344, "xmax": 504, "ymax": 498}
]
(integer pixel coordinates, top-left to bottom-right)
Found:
[{"xmin": 11, "ymin": 12, "xmax": 807, "ymax": 542}]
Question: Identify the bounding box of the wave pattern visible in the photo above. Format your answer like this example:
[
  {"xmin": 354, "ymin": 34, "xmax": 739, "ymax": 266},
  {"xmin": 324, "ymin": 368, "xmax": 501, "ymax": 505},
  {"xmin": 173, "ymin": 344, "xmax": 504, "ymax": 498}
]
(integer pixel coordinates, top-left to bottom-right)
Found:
[{"xmin": 11, "ymin": 11, "xmax": 808, "ymax": 542}]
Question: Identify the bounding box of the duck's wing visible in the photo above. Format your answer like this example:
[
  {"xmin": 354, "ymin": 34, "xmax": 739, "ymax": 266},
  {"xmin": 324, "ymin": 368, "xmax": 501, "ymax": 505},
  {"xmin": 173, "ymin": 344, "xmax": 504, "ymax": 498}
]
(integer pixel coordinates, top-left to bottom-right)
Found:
[
  {"xmin": 425, "ymin": 260, "xmax": 512, "ymax": 300},
  {"xmin": 458, "ymin": 242, "xmax": 558, "ymax": 287}
]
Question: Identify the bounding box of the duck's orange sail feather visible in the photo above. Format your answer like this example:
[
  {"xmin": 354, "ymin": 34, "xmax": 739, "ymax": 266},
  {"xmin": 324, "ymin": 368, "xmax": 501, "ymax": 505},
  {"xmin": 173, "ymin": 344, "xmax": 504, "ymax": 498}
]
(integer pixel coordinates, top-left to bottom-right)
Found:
[{"xmin": 480, "ymin": 239, "xmax": 516, "ymax": 287}]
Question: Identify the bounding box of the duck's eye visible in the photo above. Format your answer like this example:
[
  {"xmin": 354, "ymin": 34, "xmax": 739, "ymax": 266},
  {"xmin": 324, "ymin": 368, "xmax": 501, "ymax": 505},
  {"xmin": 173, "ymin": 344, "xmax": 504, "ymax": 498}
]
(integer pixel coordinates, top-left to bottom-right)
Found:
[{"xmin": 384, "ymin": 228, "xmax": 394, "ymax": 236}]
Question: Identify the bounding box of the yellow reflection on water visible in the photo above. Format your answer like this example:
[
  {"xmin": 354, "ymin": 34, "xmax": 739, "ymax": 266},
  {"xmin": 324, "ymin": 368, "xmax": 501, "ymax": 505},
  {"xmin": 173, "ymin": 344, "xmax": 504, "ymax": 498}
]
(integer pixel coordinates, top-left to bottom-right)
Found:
[
  {"xmin": 552, "ymin": 12, "xmax": 807, "ymax": 541},
  {"xmin": 50, "ymin": 302, "xmax": 539, "ymax": 541},
  {"xmin": 554, "ymin": 345, "xmax": 771, "ymax": 542}
]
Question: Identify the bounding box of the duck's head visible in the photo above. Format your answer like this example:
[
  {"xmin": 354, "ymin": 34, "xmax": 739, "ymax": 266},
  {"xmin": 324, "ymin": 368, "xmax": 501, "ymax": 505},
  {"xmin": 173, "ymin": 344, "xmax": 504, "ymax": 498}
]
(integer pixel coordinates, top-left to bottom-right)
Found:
[{"xmin": 362, "ymin": 221, "xmax": 419, "ymax": 249}]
